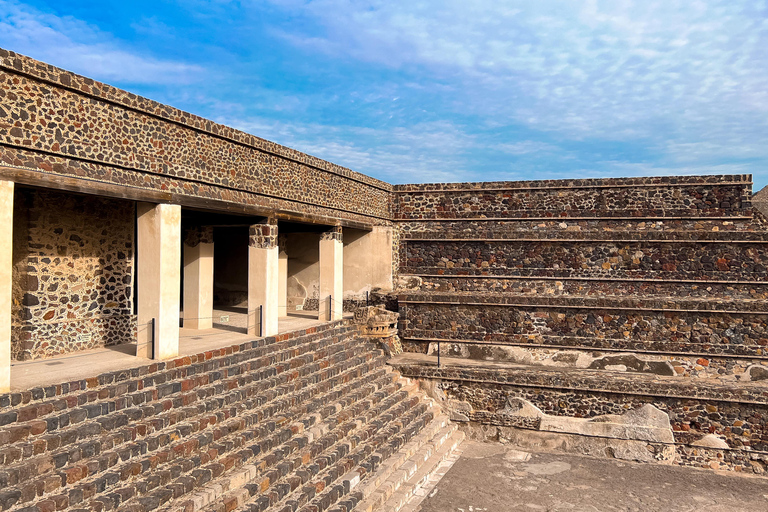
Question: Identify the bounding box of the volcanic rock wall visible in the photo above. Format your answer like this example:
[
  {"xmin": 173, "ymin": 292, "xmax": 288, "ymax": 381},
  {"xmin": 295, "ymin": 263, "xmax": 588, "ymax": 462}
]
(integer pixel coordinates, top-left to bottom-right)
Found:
[
  {"xmin": 0, "ymin": 49, "xmax": 392, "ymax": 229},
  {"xmin": 11, "ymin": 189, "xmax": 135, "ymax": 360},
  {"xmin": 394, "ymin": 175, "xmax": 768, "ymax": 471}
]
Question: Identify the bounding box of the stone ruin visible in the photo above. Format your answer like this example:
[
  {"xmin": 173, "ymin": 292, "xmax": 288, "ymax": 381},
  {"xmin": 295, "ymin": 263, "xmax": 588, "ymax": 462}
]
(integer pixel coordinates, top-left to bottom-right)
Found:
[
  {"xmin": 0, "ymin": 47, "xmax": 766, "ymax": 512},
  {"xmin": 354, "ymin": 305, "xmax": 402, "ymax": 355}
]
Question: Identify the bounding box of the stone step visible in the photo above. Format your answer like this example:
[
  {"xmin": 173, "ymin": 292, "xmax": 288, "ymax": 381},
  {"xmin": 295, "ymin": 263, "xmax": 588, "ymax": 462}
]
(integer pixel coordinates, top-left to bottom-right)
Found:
[
  {"xmin": 3, "ymin": 334, "xmax": 371, "ymax": 506},
  {"xmin": 5, "ymin": 336, "xmax": 383, "ymax": 511},
  {"xmin": 388, "ymin": 353, "xmax": 768, "ymax": 404},
  {"xmin": 401, "ymin": 332, "xmax": 768, "ymax": 360},
  {"xmin": 293, "ymin": 400, "xmax": 433, "ymax": 512},
  {"xmin": 351, "ymin": 416, "xmax": 463, "ymax": 512},
  {"xmin": 398, "ymin": 291, "xmax": 768, "ymax": 313},
  {"xmin": 367, "ymin": 429, "xmax": 464, "ymax": 512},
  {"xmin": 84, "ymin": 354, "xmax": 393, "ymax": 512},
  {"xmin": 0, "ymin": 333, "xmax": 367, "ymax": 498},
  {"xmin": 231, "ymin": 390, "xmax": 426, "ymax": 510},
  {"xmin": 126, "ymin": 352, "xmax": 399, "ymax": 512},
  {"xmin": 158, "ymin": 370, "xmax": 413, "ymax": 512}
]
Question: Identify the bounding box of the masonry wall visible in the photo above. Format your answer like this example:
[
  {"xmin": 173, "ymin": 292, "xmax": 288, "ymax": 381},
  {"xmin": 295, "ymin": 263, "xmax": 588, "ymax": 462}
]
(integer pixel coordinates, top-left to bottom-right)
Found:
[
  {"xmin": 394, "ymin": 174, "xmax": 768, "ymax": 471},
  {"xmin": 0, "ymin": 49, "xmax": 392, "ymax": 229},
  {"xmin": 11, "ymin": 188, "xmax": 135, "ymax": 360}
]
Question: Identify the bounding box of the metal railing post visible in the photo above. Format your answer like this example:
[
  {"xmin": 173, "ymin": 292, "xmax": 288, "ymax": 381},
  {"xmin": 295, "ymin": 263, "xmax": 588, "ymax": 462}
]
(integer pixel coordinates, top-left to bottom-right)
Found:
[
  {"xmin": 150, "ymin": 317, "xmax": 156, "ymax": 359},
  {"xmin": 259, "ymin": 305, "xmax": 263, "ymax": 337}
]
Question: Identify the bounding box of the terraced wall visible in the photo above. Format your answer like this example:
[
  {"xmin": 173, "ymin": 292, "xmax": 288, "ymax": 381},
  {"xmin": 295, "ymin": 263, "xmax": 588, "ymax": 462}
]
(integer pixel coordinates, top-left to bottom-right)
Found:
[{"xmin": 394, "ymin": 174, "xmax": 768, "ymax": 472}]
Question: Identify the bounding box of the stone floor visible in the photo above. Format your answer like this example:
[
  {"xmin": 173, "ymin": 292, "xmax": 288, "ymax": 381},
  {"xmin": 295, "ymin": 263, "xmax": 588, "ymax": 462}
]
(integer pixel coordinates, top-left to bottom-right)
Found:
[
  {"xmin": 10, "ymin": 310, "xmax": 351, "ymax": 390},
  {"xmin": 415, "ymin": 441, "xmax": 768, "ymax": 512}
]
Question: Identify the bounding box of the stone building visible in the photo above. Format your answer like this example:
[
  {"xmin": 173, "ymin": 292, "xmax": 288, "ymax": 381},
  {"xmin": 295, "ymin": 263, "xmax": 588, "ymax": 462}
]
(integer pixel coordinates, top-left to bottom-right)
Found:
[
  {"xmin": 0, "ymin": 47, "xmax": 395, "ymax": 376},
  {"xmin": 0, "ymin": 48, "xmax": 768, "ymax": 512}
]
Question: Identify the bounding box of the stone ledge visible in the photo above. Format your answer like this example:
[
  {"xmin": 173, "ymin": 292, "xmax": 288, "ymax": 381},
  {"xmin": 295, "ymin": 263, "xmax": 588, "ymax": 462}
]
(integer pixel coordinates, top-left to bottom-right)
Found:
[
  {"xmin": 392, "ymin": 174, "xmax": 752, "ymax": 193},
  {"xmin": 397, "ymin": 291, "xmax": 768, "ymax": 314},
  {"xmin": 388, "ymin": 354, "xmax": 768, "ymax": 404}
]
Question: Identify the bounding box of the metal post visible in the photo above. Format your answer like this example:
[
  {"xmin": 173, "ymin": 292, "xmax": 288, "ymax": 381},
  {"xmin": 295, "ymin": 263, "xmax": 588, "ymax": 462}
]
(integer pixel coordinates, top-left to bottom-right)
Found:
[
  {"xmin": 366, "ymin": 290, "xmax": 369, "ymax": 306},
  {"xmin": 150, "ymin": 317, "xmax": 156, "ymax": 360},
  {"xmin": 328, "ymin": 295, "xmax": 332, "ymax": 321},
  {"xmin": 259, "ymin": 305, "xmax": 263, "ymax": 337}
]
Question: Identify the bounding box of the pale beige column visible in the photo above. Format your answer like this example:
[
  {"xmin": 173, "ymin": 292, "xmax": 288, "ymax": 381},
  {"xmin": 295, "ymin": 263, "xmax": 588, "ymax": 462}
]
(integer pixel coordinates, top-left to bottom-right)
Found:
[
  {"xmin": 248, "ymin": 220, "xmax": 279, "ymax": 336},
  {"xmin": 278, "ymin": 235, "xmax": 288, "ymax": 318},
  {"xmin": 0, "ymin": 181, "xmax": 13, "ymax": 392},
  {"xmin": 183, "ymin": 227, "xmax": 214, "ymax": 329},
  {"xmin": 137, "ymin": 203, "xmax": 181, "ymax": 360},
  {"xmin": 319, "ymin": 226, "xmax": 343, "ymax": 321}
]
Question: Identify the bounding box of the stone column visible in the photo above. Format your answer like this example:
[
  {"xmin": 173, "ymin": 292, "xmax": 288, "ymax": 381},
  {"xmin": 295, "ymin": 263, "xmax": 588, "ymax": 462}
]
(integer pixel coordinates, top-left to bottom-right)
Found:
[
  {"xmin": 248, "ymin": 220, "xmax": 279, "ymax": 337},
  {"xmin": 183, "ymin": 227, "xmax": 214, "ymax": 329},
  {"xmin": 0, "ymin": 181, "xmax": 13, "ymax": 392},
  {"xmin": 137, "ymin": 203, "xmax": 181, "ymax": 360},
  {"xmin": 278, "ymin": 235, "xmax": 288, "ymax": 318},
  {"xmin": 319, "ymin": 226, "xmax": 343, "ymax": 322}
]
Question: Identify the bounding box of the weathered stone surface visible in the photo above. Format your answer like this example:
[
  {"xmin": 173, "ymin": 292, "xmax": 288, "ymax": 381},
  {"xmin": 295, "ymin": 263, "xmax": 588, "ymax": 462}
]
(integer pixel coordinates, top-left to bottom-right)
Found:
[
  {"xmin": 692, "ymin": 434, "xmax": 730, "ymax": 449},
  {"xmin": 743, "ymin": 364, "xmax": 768, "ymax": 382},
  {"xmin": 588, "ymin": 354, "xmax": 675, "ymax": 376}
]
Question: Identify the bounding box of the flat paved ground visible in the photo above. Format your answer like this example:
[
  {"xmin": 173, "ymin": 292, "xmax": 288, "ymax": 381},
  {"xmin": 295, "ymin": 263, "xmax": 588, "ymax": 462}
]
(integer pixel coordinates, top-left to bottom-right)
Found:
[{"xmin": 417, "ymin": 442, "xmax": 768, "ymax": 512}]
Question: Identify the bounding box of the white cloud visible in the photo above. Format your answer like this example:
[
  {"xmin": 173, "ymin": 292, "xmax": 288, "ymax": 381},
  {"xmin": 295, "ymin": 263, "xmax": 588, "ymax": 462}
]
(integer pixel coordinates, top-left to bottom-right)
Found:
[
  {"xmin": 267, "ymin": 0, "xmax": 768, "ymax": 177},
  {"xmin": 220, "ymin": 116, "xmax": 469, "ymax": 183},
  {"xmin": 496, "ymin": 141, "xmax": 560, "ymax": 155},
  {"xmin": 0, "ymin": 0, "xmax": 203, "ymax": 85}
]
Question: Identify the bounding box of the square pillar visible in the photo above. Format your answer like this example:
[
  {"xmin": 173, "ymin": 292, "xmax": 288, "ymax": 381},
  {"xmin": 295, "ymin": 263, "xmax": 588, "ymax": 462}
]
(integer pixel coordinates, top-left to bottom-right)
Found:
[
  {"xmin": 248, "ymin": 220, "xmax": 279, "ymax": 336},
  {"xmin": 319, "ymin": 226, "xmax": 343, "ymax": 322},
  {"xmin": 137, "ymin": 203, "xmax": 181, "ymax": 360},
  {"xmin": 0, "ymin": 181, "xmax": 13, "ymax": 392},
  {"xmin": 278, "ymin": 235, "xmax": 288, "ymax": 318},
  {"xmin": 183, "ymin": 227, "xmax": 214, "ymax": 329}
]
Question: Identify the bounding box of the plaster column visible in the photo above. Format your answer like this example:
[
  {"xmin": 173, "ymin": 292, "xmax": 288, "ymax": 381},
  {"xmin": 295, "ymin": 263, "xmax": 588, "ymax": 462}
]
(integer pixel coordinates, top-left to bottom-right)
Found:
[
  {"xmin": 319, "ymin": 226, "xmax": 343, "ymax": 322},
  {"xmin": 0, "ymin": 181, "xmax": 13, "ymax": 392},
  {"xmin": 248, "ymin": 220, "xmax": 279, "ymax": 336},
  {"xmin": 278, "ymin": 235, "xmax": 288, "ymax": 318},
  {"xmin": 183, "ymin": 227, "xmax": 214, "ymax": 329},
  {"xmin": 137, "ymin": 203, "xmax": 181, "ymax": 360}
]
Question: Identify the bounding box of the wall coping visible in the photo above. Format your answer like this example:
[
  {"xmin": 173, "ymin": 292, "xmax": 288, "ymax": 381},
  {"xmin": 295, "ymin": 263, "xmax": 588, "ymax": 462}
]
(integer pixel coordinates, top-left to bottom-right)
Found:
[{"xmin": 393, "ymin": 174, "xmax": 752, "ymax": 193}]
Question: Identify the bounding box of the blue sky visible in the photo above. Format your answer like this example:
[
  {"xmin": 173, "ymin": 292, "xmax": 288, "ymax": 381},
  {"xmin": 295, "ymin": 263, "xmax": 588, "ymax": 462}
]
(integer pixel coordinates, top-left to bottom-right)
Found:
[{"xmin": 1, "ymin": 0, "xmax": 768, "ymax": 191}]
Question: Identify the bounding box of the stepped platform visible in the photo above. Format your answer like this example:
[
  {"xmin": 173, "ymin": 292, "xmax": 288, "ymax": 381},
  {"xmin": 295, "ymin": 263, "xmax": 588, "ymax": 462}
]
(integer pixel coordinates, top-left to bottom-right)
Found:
[
  {"xmin": 0, "ymin": 319, "xmax": 463, "ymax": 512},
  {"xmin": 391, "ymin": 175, "xmax": 768, "ymax": 473}
]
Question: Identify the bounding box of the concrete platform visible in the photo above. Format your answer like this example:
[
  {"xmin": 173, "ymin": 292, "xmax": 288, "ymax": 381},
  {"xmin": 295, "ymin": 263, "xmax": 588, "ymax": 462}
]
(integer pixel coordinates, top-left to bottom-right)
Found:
[
  {"xmin": 10, "ymin": 310, "xmax": 351, "ymax": 391},
  {"xmin": 416, "ymin": 441, "xmax": 768, "ymax": 512}
]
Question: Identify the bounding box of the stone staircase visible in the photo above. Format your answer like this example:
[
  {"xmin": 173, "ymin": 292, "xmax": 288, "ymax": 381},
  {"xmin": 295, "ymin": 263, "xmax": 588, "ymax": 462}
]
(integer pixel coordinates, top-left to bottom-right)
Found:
[{"xmin": 0, "ymin": 320, "xmax": 463, "ymax": 512}]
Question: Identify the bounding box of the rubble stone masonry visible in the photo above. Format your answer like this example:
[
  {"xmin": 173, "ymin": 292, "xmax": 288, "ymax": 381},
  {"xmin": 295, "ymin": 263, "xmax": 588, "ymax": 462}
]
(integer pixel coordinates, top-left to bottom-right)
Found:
[
  {"xmin": 0, "ymin": 48, "xmax": 768, "ymax": 512},
  {"xmin": 12, "ymin": 188, "xmax": 135, "ymax": 360},
  {"xmin": 394, "ymin": 175, "xmax": 768, "ymax": 472},
  {"xmin": 0, "ymin": 49, "xmax": 392, "ymax": 228}
]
